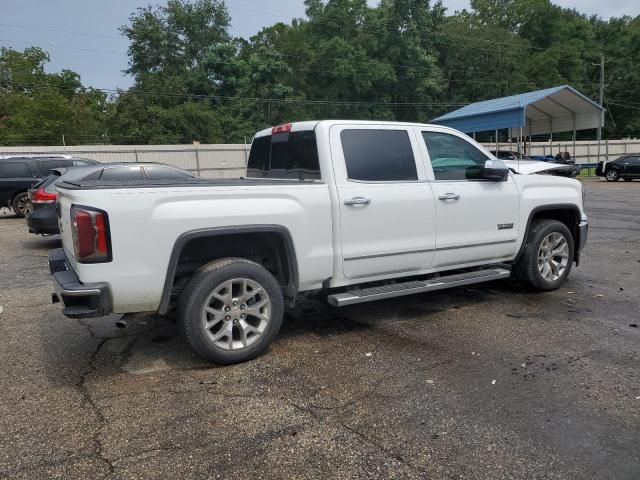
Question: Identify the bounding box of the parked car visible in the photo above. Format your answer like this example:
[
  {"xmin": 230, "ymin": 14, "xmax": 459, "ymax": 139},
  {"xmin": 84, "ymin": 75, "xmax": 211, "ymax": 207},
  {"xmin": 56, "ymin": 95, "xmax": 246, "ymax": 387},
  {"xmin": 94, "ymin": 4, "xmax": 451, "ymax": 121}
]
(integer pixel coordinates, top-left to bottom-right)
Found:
[
  {"xmin": 490, "ymin": 150, "xmax": 530, "ymax": 161},
  {"xmin": 49, "ymin": 121, "xmax": 587, "ymax": 364},
  {"xmin": 528, "ymin": 155, "xmax": 557, "ymax": 162},
  {"xmin": 526, "ymin": 155, "xmax": 581, "ymax": 178},
  {"xmin": 595, "ymin": 155, "xmax": 640, "ymax": 182},
  {"xmin": 0, "ymin": 156, "xmax": 98, "ymax": 217},
  {"xmin": 26, "ymin": 163, "xmax": 198, "ymax": 235}
]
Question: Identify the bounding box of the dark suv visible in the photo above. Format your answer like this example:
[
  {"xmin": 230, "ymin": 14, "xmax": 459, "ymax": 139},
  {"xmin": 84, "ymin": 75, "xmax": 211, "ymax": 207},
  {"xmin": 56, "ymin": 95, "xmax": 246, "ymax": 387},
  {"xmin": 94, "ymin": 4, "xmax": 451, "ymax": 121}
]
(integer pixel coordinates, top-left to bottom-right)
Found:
[
  {"xmin": 596, "ymin": 155, "xmax": 640, "ymax": 182},
  {"xmin": 0, "ymin": 156, "xmax": 97, "ymax": 216}
]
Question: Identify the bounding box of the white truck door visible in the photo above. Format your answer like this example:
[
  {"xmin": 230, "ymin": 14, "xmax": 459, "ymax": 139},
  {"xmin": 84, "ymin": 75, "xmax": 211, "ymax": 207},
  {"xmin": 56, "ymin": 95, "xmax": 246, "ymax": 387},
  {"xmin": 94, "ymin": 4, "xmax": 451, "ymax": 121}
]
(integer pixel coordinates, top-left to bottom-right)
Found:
[
  {"xmin": 417, "ymin": 128, "xmax": 520, "ymax": 267},
  {"xmin": 330, "ymin": 124, "xmax": 436, "ymax": 279}
]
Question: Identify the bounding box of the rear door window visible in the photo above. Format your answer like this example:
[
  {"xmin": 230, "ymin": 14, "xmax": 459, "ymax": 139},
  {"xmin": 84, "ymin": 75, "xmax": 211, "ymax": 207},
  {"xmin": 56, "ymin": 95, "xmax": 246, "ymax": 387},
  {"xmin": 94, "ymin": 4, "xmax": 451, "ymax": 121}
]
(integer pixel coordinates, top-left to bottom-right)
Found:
[
  {"xmin": 247, "ymin": 130, "xmax": 320, "ymax": 180},
  {"xmin": 0, "ymin": 162, "xmax": 33, "ymax": 177},
  {"xmin": 99, "ymin": 166, "xmax": 144, "ymax": 181},
  {"xmin": 144, "ymin": 166, "xmax": 194, "ymax": 180},
  {"xmin": 340, "ymin": 129, "xmax": 418, "ymax": 182},
  {"xmin": 81, "ymin": 170, "xmax": 103, "ymax": 181},
  {"xmin": 43, "ymin": 173, "xmax": 64, "ymax": 193}
]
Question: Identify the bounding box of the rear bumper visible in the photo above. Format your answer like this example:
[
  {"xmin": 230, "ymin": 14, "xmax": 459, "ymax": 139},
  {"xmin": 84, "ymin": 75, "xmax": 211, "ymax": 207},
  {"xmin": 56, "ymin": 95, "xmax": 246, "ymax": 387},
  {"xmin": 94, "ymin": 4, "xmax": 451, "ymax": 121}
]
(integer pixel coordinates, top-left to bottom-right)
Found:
[
  {"xmin": 48, "ymin": 248, "xmax": 112, "ymax": 318},
  {"xmin": 27, "ymin": 207, "xmax": 59, "ymax": 234}
]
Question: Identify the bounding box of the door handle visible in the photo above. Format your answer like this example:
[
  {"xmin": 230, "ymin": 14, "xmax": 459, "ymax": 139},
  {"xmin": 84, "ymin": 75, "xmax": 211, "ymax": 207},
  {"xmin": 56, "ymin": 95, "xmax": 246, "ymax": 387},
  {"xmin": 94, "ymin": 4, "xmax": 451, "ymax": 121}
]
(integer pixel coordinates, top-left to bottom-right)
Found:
[
  {"xmin": 438, "ymin": 193, "xmax": 460, "ymax": 201},
  {"xmin": 344, "ymin": 196, "xmax": 371, "ymax": 206}
]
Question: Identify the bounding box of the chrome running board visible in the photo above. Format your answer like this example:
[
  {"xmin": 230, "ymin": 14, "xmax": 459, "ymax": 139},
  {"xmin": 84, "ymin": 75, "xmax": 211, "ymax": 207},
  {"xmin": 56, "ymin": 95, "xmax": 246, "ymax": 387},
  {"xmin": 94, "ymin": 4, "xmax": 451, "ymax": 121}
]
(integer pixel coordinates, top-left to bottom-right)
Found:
[{"xmin": 327, "ymin": 267, "xmax": 511, "ymax": 307}]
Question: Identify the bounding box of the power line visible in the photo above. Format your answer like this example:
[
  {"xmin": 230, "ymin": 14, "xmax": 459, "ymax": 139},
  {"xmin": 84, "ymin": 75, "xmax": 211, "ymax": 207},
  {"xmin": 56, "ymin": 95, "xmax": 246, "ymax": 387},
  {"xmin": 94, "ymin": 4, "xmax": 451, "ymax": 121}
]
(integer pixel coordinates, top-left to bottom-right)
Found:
[
  {"xmin": 10, "ymin": 81, "xmax": 467, "ymax": 108},
  {"xmin": 1, "ymin": 38, "xmax": 599, "ymax": 89},
  {"xmin": 605, "ymin": 98, "xmax": 640, "ymax": 106},
  {"xmin": 0, "ymin": 23, "xmax": 123, "ymax": 40},
  {"xmin": 0, "ymin": 38, "xmax": 126, "ymax": 56},
  {"xmin": 607, "ymin": 101, "xmax": 640, "ymax": 111},
  {"xmin": 1, "ymin": 11, "xmax": 594, "ymax": 64}
]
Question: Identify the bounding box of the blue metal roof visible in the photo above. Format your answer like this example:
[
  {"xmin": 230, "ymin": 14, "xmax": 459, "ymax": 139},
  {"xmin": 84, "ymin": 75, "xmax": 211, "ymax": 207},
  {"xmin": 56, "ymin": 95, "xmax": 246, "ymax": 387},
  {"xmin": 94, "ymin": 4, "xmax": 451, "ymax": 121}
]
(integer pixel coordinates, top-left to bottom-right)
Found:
[{"xmin": 432, "ymin": 85, "xmax": 604, "ymax": 134}]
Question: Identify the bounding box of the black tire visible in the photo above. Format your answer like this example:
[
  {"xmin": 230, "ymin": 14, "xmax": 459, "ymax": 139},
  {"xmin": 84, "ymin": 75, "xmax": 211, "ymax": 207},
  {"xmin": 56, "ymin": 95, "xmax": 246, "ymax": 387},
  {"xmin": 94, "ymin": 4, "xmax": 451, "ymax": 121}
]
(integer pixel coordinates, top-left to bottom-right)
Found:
[
  {"xmin": 513, "ymin": 219, "xmax": 574, "ymax": 291},
  {"xmin": 605, "ymin": 170, "xmax": 619, "ymax": 182},
  {"xmin": 177, "ymin": 258, "xmax": 284, "ymax": 364},
  {"xmin": 11, "ymin": 192, "xmax": 29, "ymax": 217}
]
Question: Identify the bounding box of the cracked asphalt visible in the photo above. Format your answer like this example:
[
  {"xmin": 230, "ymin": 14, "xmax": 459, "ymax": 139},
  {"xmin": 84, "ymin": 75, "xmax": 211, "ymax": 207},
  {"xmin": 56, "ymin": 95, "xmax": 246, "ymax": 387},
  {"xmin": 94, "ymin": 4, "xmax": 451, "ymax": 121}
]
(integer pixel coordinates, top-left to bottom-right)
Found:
[{"xmin": 0, "ymin": 178, "xmax": 639, "ymax": 479}]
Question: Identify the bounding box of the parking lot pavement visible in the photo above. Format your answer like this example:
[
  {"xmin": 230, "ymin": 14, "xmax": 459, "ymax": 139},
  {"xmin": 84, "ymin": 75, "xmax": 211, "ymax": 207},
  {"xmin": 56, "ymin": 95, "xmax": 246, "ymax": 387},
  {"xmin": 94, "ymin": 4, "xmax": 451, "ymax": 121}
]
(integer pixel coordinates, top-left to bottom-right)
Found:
[{"xmin": 0, "ymin": 178, "xmax": 639, "ymax": 479}]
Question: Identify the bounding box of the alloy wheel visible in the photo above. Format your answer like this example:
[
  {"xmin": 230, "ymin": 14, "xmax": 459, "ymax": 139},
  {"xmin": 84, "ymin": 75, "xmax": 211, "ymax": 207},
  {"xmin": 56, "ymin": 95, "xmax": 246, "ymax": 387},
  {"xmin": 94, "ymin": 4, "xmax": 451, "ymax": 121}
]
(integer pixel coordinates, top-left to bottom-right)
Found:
[
  {"xmin": 201, "ymin": 278, "xmax": 271, "ymax": 350},
  {"xmin": 537, "ymin": 232, "xmax": 569, "ymax": 282}
]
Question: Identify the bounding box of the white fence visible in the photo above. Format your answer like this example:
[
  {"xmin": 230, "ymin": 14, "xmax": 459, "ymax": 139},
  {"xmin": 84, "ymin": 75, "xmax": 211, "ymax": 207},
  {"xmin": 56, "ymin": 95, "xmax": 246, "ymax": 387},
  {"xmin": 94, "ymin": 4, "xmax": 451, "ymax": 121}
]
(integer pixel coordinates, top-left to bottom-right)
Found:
[
  {"xmin": 1, "ymin": 139, "xmax": 639, "ymax": 179},
  {"xmin": 480, "ymin": 139, "xmax": 640, "ymax": 164},
  {"xmin": 0, "ymin": 144, "xmax": 248, "ymax": 179}
]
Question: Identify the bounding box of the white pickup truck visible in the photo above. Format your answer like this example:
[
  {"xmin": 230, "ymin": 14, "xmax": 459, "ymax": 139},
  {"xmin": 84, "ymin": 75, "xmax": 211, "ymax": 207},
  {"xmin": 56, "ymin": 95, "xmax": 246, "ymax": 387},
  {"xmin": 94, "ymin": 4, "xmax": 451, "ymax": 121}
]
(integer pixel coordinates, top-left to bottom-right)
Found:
[{"xmin": 49, "ymin": 120, "xmax": 588, "ymax": 364}]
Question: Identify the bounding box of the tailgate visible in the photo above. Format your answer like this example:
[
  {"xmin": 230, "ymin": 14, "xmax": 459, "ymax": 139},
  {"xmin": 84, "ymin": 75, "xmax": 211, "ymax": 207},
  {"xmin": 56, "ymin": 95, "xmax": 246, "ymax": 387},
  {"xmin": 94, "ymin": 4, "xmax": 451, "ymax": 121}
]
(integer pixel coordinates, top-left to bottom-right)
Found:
[{"xmin": 55, "ymin": 187, "xmax": 80, "ymax": 271}]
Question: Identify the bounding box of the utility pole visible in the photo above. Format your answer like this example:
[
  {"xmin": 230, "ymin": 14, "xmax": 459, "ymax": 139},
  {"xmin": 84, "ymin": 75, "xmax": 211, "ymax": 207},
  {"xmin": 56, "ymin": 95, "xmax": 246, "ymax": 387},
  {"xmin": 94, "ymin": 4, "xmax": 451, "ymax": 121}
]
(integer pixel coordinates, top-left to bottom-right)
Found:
[{"xmin": 593, "ymin": 54, "xmax": 605, "ymax": 164}]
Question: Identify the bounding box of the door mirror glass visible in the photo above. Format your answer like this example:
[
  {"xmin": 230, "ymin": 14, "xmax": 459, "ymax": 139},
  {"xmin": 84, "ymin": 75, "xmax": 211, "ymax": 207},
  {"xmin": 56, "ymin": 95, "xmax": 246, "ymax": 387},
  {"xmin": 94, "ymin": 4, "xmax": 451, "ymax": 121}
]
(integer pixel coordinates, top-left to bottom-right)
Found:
[{"xmin": 484, "ymin": 159, "xmax": 509, "ymax": 181}]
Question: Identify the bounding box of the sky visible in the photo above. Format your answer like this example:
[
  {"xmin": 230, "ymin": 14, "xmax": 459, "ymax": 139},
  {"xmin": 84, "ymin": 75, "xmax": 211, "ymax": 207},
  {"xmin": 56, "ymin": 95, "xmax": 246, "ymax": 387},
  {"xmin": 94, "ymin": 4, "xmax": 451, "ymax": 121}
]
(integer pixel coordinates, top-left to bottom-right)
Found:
[{"xmin": 2, "ymin": 0, "xmax": 639, "ymax": 90}]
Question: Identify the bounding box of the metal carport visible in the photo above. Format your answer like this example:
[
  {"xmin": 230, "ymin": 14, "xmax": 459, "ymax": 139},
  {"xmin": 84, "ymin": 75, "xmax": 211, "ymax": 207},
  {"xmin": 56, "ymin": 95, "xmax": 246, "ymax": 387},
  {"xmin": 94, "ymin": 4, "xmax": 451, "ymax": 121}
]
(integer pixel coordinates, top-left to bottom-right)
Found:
[{"xmin": 431, "ymin": 85, "xmax": 605, "ymax": 157}]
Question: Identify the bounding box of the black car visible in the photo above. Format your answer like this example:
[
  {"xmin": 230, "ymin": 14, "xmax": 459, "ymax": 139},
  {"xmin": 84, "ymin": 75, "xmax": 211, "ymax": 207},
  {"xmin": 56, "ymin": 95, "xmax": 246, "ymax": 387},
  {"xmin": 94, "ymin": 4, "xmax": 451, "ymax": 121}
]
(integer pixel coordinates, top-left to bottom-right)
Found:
[
  {"xmin": 26, "ymin": 163, "xmax": 198, "ymax": 235},
  {"xmin": 596, "ymin": 155, "xmax": 640, "ymax": 182},
  {"xmin": 0, "ymin": 156, "xmax": 98, "ymax": 217}
]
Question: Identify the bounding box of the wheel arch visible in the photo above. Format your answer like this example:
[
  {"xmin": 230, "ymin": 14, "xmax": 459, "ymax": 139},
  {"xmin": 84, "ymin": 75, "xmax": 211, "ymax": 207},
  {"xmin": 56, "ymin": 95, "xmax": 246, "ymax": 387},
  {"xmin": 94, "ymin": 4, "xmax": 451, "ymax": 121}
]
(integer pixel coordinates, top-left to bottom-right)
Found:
[
  {"xmin": 11, "ymin": 188, "xmax": 29, "ymax": 202},
  {"xmin": 514, "ymin": 204, "xmax": 582, "ymax": 265},
  {"xmin": 158, "ymin": 225, "xmax": 299, "ymax": 315}
]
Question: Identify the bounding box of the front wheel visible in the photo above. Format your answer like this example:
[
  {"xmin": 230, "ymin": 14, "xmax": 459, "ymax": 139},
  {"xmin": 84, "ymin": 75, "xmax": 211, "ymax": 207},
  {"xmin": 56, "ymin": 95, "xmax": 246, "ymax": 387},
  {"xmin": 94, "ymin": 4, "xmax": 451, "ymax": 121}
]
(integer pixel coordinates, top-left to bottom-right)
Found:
[
  {"xmin": 513, "ymin": 219, "xmax": 574, "ymax": 291},
  {"xmin": 178, "ymin": 258, "xmax": 284, "ymax": 364},
  {"xmin": 605, "ymin": 170, "xmax": 619, "ymax": 182}
]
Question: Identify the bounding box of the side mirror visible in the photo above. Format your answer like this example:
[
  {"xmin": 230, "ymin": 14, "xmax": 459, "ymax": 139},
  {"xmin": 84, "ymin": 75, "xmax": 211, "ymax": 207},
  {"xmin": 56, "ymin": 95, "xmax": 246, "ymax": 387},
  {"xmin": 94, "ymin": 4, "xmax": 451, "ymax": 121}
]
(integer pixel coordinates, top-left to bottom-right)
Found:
[{"xmin": 484, "ymin": 159, "xmax": 509, "ymax": 181}]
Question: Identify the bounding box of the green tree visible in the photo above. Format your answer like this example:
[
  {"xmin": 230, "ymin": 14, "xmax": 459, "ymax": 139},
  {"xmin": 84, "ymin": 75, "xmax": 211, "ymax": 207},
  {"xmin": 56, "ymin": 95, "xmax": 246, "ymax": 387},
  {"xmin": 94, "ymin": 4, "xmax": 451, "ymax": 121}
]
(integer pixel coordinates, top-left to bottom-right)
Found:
[{"xmin": 0, "ymin": 47, "xmax": 107, "ymax": 145}]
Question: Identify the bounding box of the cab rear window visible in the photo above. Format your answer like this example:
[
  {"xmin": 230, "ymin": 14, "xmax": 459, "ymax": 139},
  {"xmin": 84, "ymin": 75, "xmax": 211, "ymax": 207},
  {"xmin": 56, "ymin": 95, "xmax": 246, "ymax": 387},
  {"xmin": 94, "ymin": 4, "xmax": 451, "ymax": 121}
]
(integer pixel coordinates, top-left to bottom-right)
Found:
[{"xmin": 247, "ymin": 130, "xmax": 320, "ymax": 180}]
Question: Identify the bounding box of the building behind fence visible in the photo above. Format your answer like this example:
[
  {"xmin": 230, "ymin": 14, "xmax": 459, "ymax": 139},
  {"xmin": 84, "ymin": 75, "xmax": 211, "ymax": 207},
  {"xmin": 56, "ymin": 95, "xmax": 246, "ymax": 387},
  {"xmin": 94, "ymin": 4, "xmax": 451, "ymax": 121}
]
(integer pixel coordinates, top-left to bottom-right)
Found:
[{"xmin": 1, "ymin": 139, "xmax": 639, "ymax": 178}]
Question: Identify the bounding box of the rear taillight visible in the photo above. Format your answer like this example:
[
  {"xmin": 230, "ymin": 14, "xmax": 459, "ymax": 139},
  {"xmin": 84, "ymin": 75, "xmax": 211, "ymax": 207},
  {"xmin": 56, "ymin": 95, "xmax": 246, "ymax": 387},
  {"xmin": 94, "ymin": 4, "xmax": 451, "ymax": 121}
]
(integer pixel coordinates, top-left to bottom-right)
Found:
[
  {"xmin": 71, "ymin": 206, "xmax": 111, "ymax": 263},
  {"xmin": 31, "ymin": 188, "xmax": 57, "ymax": 204}
]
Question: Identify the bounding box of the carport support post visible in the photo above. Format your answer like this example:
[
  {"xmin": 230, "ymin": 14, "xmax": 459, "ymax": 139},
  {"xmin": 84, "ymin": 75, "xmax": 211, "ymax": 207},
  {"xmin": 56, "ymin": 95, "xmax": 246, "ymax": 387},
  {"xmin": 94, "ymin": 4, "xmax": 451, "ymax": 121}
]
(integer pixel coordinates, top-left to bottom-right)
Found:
[
  {"xmin": 519, "ymin": 126, "xmax": 523, "ymax": 169},
  {"xmin": 495, "ymin": 129, "xmax": 498, "ymax": 153},
  {"xmin": 572, "ymin": 115, "xmax": 577, "ymax": 160}
]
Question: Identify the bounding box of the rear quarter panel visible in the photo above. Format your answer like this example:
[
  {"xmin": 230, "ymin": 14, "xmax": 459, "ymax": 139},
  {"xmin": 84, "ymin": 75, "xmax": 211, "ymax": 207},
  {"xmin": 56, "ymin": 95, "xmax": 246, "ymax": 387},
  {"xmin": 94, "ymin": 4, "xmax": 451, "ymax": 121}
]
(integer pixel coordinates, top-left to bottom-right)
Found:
[{"xmin": 57, "ymin": 183, "xmax": 333, "ymax": 313}]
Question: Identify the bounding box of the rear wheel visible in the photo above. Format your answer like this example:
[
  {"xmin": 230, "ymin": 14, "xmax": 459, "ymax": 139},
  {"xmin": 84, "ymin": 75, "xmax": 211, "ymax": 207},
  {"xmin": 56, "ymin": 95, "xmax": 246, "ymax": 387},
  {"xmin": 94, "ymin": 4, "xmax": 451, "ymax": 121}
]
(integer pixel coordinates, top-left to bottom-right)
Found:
[
  {"xmin": 605, "ymin": 170, "xmax": 619, "ymax": 182},
  {"xmin": 11, "ymin": 192, "xmax": 30, "ymax": 217},
  {"xmin": 178, "ymin": 258, "xmax": 284, "ymax": 364},
  {"xmin": 513, "ymin": 219, "xmax": 574, "ymax": 291}
]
